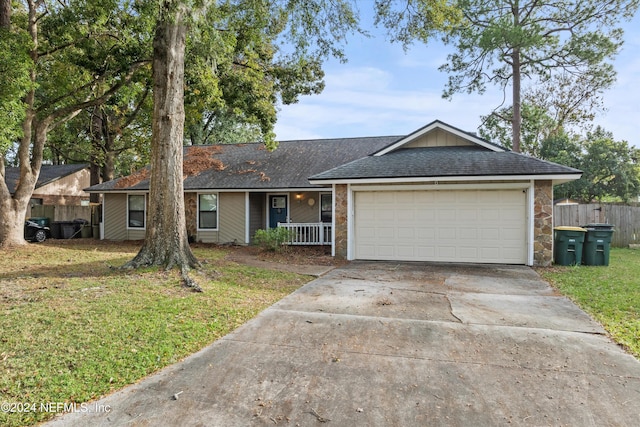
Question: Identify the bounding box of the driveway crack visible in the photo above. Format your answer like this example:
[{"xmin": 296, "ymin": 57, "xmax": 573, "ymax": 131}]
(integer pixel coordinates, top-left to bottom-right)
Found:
[{"xmin": 445, "ymin": 294, "xmax": 463, "ymax": 323}]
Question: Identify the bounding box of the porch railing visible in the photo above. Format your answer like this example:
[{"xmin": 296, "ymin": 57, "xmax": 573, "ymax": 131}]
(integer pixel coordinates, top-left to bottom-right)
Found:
[{"xmin": 277, "ymin": 222, "xmax": 332, "ymax": 245}]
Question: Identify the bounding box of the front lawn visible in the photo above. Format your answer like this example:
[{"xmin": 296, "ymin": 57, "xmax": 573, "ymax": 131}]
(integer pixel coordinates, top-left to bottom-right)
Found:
[
  {"xmin": 539, "ymin": 248, "xmax": 640, "ymax": 358},
  {"xmin": 0, "ymin": 240, "xmax": 311, "ymax": 427}
]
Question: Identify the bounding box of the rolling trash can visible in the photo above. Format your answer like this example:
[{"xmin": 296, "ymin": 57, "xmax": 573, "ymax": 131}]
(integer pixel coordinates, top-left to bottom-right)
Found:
[
  {"xmin": 554, "ymin": 227, "xmax": 587, "ymax": 266},
  {"xmin": 60, "ymin": 221, "xmax": 76, "ymax": 239},
  {"xmin": 581, "ymin": 224, "xmax": 615, "ymax": 266}
]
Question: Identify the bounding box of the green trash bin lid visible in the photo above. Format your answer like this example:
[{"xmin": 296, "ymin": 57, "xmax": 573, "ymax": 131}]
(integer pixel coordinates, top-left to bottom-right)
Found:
[
  {"xmin": 581, "ymin": 223, "xmax": 615, "ymax": 230},
  {"xmin": 554, "ymin": 226, "xmax": 587, "ymax": 232}
]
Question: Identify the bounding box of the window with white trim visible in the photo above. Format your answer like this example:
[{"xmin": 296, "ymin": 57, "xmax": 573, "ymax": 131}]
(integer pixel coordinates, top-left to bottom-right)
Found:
[
  {"xmin": 128, "ymin": 194, "xmax": 146, "ymax": 228},
  {"xmin": 198, "ymin": 193, "xmax": 218, "ymax": 229}
]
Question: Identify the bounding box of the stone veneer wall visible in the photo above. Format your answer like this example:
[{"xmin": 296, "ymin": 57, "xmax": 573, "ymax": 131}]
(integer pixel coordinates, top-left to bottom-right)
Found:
[
  {"xmin": 534, "ymin": 180, "xmax": 553, "ymax": 266},
  {"xmin": 185, "ymin": 193, "xmax": 197, "ymax": 239},
  {"xmin": 334, "ymin": 184, "xmax": 348, "ymax": 259}
]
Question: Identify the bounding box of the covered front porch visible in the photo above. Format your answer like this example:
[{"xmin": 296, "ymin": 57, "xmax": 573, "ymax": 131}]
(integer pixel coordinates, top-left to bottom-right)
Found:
[{"xmin": 247, "ymin": 190, "xmax": 333, "ymax": 246}]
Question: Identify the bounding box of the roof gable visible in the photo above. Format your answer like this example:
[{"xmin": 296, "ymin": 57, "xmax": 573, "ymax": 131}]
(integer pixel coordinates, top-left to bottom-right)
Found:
[
  {"xmin": 309, "ymin": 146, "xmax": 582, "ymax": 184},
  {"xmin": 4, "ymin": 164, "xmax": 89, "ymax": 194},
  {"xmin": 374, "ymin": 120, "xmax": 505, "ymax": 156}
]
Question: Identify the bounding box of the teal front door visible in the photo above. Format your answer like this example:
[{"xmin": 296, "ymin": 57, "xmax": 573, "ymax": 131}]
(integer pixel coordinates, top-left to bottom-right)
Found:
[{"xmin": 269, "ymin": 195, "xmax": 288, "ymax": 228}]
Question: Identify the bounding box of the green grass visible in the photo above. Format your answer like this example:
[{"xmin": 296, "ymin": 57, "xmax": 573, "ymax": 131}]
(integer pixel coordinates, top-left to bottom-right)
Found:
[
  {"xmin": 0, "ymin": 240, "xmax": 311, "ymax": 427},
  {"xmin": 539, "ymin": 248, "xmax": 640, "ymax": 358}
]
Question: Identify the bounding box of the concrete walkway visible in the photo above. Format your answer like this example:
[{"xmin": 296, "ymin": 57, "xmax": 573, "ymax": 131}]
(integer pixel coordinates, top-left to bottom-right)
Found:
[{"xmin": 46, "ymin": 262, "xmax": 640, "ymax": 426}]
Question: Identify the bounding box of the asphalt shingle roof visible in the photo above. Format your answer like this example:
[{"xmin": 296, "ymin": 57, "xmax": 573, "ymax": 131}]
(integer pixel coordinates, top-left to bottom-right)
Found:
[
  {"xmin": 309, "ymin": 146, "xmax": 582, "ymax": 181},
  {"xmin": 5, "ymin": 164, "xmax": 88, "ymax": 194},
  {"xmin": 86, "ymin": 136, "xmax": 402, "ymax": 192}
]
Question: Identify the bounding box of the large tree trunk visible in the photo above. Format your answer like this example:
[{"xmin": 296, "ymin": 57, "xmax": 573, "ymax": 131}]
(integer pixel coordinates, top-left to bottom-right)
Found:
[
  {"xmin": 124, "ymin": 2, "xmax": 200, "ymax": 288},
  {"xmin": 512, "ymin": 47, "xmax": 522, "ymax": 153},
  {"xmin": 0, "ymin": 0, "xmax": 43, "ymax": 247},
  {"xmin": 510, "ymin": 8, "xmax": 522, "ymax": 154},
  {"xmin": 89, "ymin": 106, "xmax": 104, "ymax": 203},
  {"xmin": 0, "ymin": 0, "xmax": 10, "ymax": 29}
]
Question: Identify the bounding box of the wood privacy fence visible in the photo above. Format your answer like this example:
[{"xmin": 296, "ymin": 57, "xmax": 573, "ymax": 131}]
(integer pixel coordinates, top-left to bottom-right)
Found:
[
  {"xmin": 554, "ymin": 204, "xmax": 640, "ymax": 248},
  {"xmin": 30, "ymin": 204, "xmax": 91, "ymax": 222}
]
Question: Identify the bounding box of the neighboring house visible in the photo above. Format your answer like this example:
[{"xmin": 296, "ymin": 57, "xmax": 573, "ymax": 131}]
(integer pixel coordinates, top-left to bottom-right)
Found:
[
  {"xmin": 5, "ymin": 164, "xmax": 90, "ymax": 206},
  {"xmin": 85, "ymin": 120, "xmax": 582, "ymax": 266}
]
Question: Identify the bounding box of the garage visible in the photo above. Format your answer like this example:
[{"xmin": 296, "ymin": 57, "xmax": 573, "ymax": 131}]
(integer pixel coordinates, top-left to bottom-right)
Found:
[
  {"xmin": 308, "ymin": 120, "xmax": 583, "ymax": 266},
  {"xmin": 354, "ymin": 189, "xmax": 527, "ymax": 264}
]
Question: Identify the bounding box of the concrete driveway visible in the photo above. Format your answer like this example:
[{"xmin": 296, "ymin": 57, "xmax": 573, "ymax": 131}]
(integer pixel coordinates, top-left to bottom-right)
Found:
[{"xmin": 46, "ymin": 262, "xmax": 640, "ymax": 426}]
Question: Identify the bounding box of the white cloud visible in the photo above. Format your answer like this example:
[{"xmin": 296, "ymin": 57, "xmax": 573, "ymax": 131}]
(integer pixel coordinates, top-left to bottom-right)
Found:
[{"xmin": 275, "ymin": 12, "xmax": 640, "ymax": 146}]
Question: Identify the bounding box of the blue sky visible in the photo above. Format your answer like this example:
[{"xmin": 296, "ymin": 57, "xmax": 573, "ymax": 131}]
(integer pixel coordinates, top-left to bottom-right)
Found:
[{"xmin": 274, "ymin": 9, "xmax": 640, "ymax": 147}]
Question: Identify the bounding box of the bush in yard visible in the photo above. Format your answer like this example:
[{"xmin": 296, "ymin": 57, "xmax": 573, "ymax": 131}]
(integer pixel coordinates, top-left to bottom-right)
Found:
[{"xmin": 253, "ymin": 228, "xmax": 292, "ymax": 252}]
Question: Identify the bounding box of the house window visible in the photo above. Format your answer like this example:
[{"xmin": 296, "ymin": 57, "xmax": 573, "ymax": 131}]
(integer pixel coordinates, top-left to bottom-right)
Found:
[
  {"xmin": 321, "ymin": 193, "xmax": 332, "ymax": 223},
  {"xmin": 128, "ymin": 194, "xmax": 146, "ymax": 228},
  {"xmin": 199, "ymin": 194, "xmax": 218, "ymax": 229}
]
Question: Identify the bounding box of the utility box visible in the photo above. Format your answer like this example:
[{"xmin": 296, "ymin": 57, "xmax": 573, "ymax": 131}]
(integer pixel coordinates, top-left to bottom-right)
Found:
[{"xmin": 554, "ymin": 226, "xmax": 587, "ymax": 266}]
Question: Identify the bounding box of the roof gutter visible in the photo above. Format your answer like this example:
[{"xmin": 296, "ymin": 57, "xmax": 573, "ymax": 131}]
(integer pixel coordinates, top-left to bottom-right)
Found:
[{"xmin": 309, "ymin": 173, "xmax": 582, "ymax": 186}]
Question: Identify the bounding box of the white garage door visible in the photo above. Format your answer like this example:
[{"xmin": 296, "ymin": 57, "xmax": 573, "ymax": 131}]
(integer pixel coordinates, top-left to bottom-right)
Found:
[{"xmin": 354, "ymin": 189, "xmax": 527, "ymax": 264}]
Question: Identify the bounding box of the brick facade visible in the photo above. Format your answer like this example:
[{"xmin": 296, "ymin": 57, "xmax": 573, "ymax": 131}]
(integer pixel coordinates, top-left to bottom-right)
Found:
[{"xmin": 185, "ymin": 193, "xmax": 197, "ymax": 239}]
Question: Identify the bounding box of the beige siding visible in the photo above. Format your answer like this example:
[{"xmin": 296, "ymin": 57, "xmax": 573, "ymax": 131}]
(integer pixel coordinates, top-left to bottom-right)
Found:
[
  {"xmin": 405, "ymin": 128, "xmax": 475, "ymax": 148},
  {"xmin": 220, "ymin": 192, "xmax": 246, "ymax": 243},
  {"xmin": 34, "ymin": 169, "xmax": 91, "ymax": 205},
  {"xmin": 103, "ymin": 193, "xmax": 146, "ymax": 240},
  {"xmin": 249, "ymin": 193, "xmax": 266, "ymax": 242},
  {"xmin": 197, "ymin": 192, "xmax": 246, "ymax": 244},
  {"xmin": 290, "ymin": 191, "xmax": 322, "ymax": 223},
  {"xmin": 104, "ymin": 194, "xmax": 128, "ymax": 240}
]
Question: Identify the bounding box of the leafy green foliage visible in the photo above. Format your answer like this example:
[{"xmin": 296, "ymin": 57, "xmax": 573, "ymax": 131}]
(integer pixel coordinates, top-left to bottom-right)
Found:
[
  {"xmin": 253, "ymin": 227, "xmax": 293, "ymax": 252},
  {"xmin": 542, "ymin": 129, "xmax": 640, "ymax": 203},
  {"xmin": 574, "ymin": 129, "xmax": 640, "ymax": 203},
  {"xmin": 183, "ymin": 0, "xmax": 336, "ymax": 149},
  {"xmin": 479, "ymin": 72, "xmax": 612, "ymax": 155},
  {"xmin": 0, "ymin": 28, "xmax": 31, "ymax": 152},
  {"xmin": 373, "ymin": 0, "xmax": 462, "ymax": 47},
  {"xmin": 480, "ymin": 102, "xmax": 557, "ymax": 155},
  {"xmin": 438, "ymin": 0, "xmax": 638, "ymax": 151},
  {"xmin": 441, "ymin": 0, "xmax": 633, "ymax": 97}
]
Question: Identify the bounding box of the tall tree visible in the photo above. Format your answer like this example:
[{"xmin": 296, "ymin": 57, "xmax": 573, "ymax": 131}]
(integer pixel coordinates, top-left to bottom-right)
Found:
[
  {"xmin": 123, "ymin": 0, "xmax": 201, "ymax": 288},
  {"xmin": 123, "ymin": 0, "xmax": 365, "ymax": 286},
  {"xmin": 46, "ymin": 77, "xmax": 153, "ymax": 187},
  {"xmin": 543, "ymin": 129, "xmax": 640, "ymax": 203},
  {"xmin": 576, "ymin": 129, "xmax": 640, "ymax": 203},
  {"xmin": 380, "ymin": 0, "xmax": 637, "ymax": 152},
  {"xmin": 479, "ymin": 72, "xmax": 612, "ymax": 155},
  {"xmin": 182, "ymin": 1, "xmax": 326, "ymax": 146},
  {"xmin": 0, "ymin": 1, "xmax": 151, "ymax": 247}
]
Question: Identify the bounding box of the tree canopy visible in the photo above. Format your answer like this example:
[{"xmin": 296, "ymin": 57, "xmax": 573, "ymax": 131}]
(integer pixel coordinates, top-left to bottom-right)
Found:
[
  {"xmin": 394, "ymin": 0, "xmax": 638, "ymax": 152},
  {"xmin": 544, "ymin": 129, "xmax": 640, "ymax": 204}
]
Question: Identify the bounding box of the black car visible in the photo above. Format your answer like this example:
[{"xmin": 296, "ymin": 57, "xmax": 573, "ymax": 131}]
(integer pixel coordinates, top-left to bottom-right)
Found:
[{"xmin": 25, "ymin": 220, "xmax": 50, "ymax": 242}]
